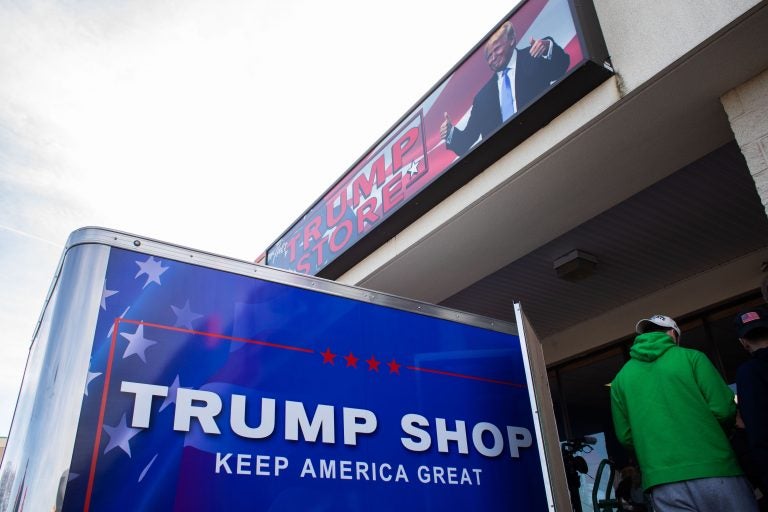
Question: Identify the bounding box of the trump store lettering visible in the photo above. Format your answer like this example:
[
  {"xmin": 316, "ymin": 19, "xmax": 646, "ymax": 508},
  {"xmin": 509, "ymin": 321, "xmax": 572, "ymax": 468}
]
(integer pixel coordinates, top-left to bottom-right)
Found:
[{"xmin": 264, "ymin": 0, "xmax": 768, "ymax": 508}]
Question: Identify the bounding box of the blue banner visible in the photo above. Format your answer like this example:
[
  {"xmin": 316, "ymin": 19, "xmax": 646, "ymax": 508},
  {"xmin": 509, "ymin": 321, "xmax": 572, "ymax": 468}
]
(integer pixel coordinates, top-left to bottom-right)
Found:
[{"xmin": 62, "ymin": 247, "xmax": 549, "ymax": 511}]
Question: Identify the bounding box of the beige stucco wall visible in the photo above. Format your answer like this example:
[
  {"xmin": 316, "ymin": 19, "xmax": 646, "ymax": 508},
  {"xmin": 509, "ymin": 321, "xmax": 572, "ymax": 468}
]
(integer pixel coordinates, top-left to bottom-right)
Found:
[
  {"xmin": 722, "ymin": 68, "xmax": 768, "ymax": 217},
  {"xmin": 594, "ymin": 0, "xmax": 761, "ymax": 94}
]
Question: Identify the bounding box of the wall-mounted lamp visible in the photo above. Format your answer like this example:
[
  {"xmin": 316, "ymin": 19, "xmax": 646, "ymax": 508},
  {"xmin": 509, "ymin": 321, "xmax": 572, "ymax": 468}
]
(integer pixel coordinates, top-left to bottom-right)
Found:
[{"xmin": 554, "ymin": 250, "xmax": 598, "ymax": 282}]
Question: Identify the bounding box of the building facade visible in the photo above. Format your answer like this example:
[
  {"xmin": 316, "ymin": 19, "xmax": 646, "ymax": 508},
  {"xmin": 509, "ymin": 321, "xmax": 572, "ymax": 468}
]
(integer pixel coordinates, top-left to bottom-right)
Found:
[{"xmin": 267, "ymin": 0, "xmax": 768, "ymax": 503}]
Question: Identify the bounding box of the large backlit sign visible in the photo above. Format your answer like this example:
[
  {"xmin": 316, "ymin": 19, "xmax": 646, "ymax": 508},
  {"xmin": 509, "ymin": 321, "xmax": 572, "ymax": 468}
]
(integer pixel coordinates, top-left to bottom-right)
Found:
[{"xmin": 266, "ymin": 0, "xmax": 610, "ymax": 276}]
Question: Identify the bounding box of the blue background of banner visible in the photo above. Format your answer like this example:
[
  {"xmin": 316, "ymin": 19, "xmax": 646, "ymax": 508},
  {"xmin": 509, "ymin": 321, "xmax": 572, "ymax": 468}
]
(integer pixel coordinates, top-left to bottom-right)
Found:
[{"xmin": 62, "ymin": 247, "xmax": 548, "ymax": 511}]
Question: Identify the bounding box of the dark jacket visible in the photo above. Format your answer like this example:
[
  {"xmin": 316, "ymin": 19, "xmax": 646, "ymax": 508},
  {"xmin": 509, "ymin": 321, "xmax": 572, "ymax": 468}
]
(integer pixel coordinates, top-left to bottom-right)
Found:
[{"xmin": 737, "ymin": 347, "xmax": 768, "ymax": 491}]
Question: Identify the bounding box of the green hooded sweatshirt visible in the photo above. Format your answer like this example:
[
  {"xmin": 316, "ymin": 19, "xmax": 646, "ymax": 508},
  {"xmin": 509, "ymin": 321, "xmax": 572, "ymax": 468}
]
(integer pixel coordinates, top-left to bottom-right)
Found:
[{"xmin": 610, "ymin": 331, "xmax": 742, "ymax": 490}]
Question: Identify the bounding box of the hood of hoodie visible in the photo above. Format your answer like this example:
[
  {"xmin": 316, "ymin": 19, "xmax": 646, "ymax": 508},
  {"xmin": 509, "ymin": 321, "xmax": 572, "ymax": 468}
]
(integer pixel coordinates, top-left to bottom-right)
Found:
[{"xmin": 629, "ymin": 331, "xmax": 676, "ymax": 362}]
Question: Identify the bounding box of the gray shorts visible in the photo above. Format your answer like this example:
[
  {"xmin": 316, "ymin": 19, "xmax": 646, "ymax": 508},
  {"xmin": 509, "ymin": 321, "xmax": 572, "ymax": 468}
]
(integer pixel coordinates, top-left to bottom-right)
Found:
[{"xmin": 650, "ymin": 475, "xmax": 758, "ymax": 512}]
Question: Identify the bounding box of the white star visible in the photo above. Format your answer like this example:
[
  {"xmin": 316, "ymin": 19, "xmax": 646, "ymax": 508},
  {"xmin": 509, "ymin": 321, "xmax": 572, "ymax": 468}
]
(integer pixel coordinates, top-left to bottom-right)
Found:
[
  {"xmin": 84, "ymin": 371, "xmax": 102, "ymax": 396},
  {"xmin": 103, "ymin": 413, "xmax": 142, "ymax": 457},
  {"xmin": 171, "ymin": 300, "xmax": 203, "ymax": 330},
  {"xmin": 107, "ymin": 306, "xmax": 131, "ymax": 338},
  {"xmin": 159, "ymin": 375, "xmax": 182, "ymax": 412},
  {"xmin": 403, "ymin": 158, "xmax": 424, "ymax": 177},
  {"xmin": 135, "ymin": 256, "xmax": 169, "ymax": 289},
  {"xmin": 120, "ymin": 324, "xmax": 158, "ymax": 362},
  {"xmin": 101, "ymin": 282, "xmax": 118, "ymax": 310}
]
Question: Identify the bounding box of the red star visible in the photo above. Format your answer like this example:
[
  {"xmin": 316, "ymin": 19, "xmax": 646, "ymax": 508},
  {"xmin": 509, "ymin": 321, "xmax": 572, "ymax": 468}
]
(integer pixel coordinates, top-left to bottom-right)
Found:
[
  {"xmin": 321, "ymin": 347, "xmax": 336, "ymax": 365},
  {"xmin": 387, "ymin": 359, "xmax": 401, "ymax": 374},
  {"xmin": 366, "ymin": 355, "xmax": 381, "ymax": 372},
  {"xmin": 343, "ymin": 352, "xmax": 359, "ymax": 368}
]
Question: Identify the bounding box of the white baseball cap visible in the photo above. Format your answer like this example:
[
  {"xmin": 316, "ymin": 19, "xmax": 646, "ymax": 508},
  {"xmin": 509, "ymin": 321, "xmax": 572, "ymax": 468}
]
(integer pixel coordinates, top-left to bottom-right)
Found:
[{"xmin": 635, "ymin": 314, "xmax": 681, "ymax": 338}]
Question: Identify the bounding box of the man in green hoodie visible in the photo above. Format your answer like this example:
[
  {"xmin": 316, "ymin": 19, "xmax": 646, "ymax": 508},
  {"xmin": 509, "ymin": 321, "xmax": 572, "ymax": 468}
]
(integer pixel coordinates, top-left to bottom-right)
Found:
[{"xmin": 610, "ymin": 314, "xmax": 758, "ymax": 511}]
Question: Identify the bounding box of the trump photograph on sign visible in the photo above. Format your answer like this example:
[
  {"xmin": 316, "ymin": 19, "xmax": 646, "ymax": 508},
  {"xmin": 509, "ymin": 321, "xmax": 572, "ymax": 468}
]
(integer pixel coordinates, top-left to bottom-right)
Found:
[
  {"xmin": 440, "ymin": 19, "xmax": 570, "ymax": 156},
  {"xmin": 438, "ymin": 0, "xmax": 576, "ymax": 157}
]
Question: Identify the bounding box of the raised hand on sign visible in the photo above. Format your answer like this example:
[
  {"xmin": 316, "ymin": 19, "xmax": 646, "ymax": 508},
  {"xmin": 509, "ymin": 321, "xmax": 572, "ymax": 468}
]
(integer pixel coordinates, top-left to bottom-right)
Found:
[
  {"xmin": 529, "ymin": 37, "xmax": 552, "ymax": 59},
  {"xmin": 440, "ymin": 112, "xmax": 453, "ymax": 141}
]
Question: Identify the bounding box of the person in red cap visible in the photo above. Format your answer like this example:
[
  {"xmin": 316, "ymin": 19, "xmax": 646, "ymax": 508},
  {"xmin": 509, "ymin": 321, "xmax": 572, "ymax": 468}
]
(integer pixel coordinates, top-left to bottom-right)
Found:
[
  {"xmin": 734, "ymin": 307, "xmax": 768, "ymax": 507},
  {"xmin": 610, "ymin": 314, "xmax": 758, "ymax": 511}
]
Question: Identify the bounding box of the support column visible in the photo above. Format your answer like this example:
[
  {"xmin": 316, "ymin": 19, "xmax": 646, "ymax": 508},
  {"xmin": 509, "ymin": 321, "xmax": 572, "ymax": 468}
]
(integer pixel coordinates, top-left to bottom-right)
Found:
[{"xmin": 721, "ymin": 68, "xmax": 768, "ymax": 217}]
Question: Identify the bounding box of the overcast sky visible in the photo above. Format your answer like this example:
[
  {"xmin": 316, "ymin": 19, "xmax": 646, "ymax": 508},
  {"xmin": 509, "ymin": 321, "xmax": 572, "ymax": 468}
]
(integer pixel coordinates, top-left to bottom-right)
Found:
[{"xmin": 0, "ymin": 0, "xmax": 517, "ymax": 437}]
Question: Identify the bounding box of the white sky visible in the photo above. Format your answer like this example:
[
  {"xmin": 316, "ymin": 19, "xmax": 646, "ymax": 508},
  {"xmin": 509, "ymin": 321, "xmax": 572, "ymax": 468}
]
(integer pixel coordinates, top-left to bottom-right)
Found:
[{"xmin": 0, "ymin": 0, "xmax": 516, "ymax": 438}]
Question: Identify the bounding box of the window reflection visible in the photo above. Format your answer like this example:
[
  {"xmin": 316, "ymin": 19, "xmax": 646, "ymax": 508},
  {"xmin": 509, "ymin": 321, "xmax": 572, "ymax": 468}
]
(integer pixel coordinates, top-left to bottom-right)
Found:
[{"xmin": 557, "ymin": 347, "xmax": 625, "ymax": 468}]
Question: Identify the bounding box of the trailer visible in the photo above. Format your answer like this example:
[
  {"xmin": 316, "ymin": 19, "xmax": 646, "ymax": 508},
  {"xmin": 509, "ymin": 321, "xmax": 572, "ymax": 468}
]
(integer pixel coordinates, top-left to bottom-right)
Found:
[{"xmin": 0, "ymin": 227, "xmax": 566, "ymax": 511}]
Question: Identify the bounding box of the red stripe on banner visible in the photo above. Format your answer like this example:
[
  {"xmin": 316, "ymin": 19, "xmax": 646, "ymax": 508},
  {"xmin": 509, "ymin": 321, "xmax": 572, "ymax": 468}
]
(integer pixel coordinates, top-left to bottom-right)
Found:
[
  {"xmin": 405, "ymin": 365, "xmax": 526, "ymax": 388},
  {"xmin": 120, "ymin": 319, "xmax": 316, "ymax": 354},
  {"xmin": 84, "ymin": 318, "xmax": 120, "ymax": 512}
]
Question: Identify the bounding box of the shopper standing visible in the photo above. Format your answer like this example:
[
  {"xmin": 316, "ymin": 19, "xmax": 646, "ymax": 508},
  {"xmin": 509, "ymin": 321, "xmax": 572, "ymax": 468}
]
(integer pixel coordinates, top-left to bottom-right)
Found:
[{"xmin": 610, "ymin": 314, "xmax": 758, "ymax": 511}]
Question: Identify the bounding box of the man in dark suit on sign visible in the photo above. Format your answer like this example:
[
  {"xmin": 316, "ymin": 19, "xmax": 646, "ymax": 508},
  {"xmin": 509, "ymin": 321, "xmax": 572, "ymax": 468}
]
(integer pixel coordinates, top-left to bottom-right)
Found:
[{"xmin": 441, "ymin": 20, "xmax": 570, "ymax": 156}]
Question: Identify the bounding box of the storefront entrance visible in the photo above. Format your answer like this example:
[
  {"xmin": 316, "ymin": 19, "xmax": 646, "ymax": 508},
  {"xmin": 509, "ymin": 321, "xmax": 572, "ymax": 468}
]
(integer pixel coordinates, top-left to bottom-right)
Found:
[{"xmin": 548, "ymin": 291, "xmax": 765, "ymax": 511}]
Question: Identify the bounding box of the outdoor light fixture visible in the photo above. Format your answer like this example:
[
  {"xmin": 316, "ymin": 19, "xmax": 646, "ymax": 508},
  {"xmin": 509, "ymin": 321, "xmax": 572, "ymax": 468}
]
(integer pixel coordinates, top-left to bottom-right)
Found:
[{"xmin": 554, "ymin": 250, "xmax": 598, "ymax": 282}]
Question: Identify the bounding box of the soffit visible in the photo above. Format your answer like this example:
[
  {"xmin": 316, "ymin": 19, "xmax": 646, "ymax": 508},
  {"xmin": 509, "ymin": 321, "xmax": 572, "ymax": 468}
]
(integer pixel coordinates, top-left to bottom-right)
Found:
[{"xmin": 440, "ymin": 141, "xmax": 768, "ymax": 337}]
